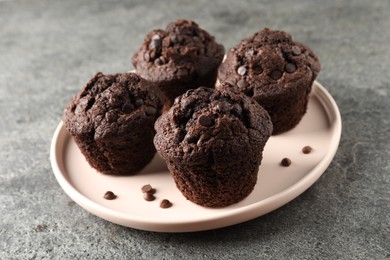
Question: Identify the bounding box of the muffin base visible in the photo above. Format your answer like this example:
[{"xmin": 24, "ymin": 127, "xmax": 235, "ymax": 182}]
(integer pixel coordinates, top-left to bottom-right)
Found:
[
  {"xmin": 165, "ymin": 158, "xmax": 260, "ymax": 208},
  {"xmin": 73, "ymin": 130, "xmax": 156, "ymax": 176},
  {"xmin": 255, "ymin": 84, "xmax": 312, "ymax": 135}
]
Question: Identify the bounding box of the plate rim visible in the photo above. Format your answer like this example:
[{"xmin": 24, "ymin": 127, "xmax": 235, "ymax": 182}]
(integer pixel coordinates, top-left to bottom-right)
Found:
[{"xmin": 50, "ymin": 80, "xmax": 342, "ymax": 232}]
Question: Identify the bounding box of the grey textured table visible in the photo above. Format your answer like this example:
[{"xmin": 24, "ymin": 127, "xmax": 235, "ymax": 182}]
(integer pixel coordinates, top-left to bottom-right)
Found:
[{"xmin": 1, "ymin": 0, "xmax": 389, "ymax": 259}]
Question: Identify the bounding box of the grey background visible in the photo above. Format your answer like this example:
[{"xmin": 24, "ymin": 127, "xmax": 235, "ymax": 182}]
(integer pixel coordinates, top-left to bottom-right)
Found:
[{"xmin": 1, "ymin": 0, "xmax": 389, "ymax": 259}]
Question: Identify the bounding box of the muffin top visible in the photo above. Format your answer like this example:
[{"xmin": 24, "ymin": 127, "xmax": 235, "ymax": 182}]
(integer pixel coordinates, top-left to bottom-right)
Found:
[
  {"xmin": 218, "ymin": 28, "xmax": 321, "ymax": 100},
  {"xmin": 63, "ymin": 72, "xmax": 164, "ymax": 139},
  {"xmin": 154, "ymin": 85, "xmax": 273, "ymax": 165},
  {"xmin": 132, "ymin": 19, "xmax": 225, "ymax": 84}
]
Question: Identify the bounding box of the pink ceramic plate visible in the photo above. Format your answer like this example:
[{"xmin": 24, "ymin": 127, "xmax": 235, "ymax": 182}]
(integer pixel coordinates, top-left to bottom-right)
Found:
[{"xmin": 50, "ymin": 81, "xmax": 341, "ymax": 232}]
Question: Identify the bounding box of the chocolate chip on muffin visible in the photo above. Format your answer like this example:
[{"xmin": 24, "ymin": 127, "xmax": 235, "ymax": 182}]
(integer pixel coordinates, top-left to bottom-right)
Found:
[
  {"xmin": 218, "ymin": 28, "xmax": 321, "ymax": 135},
  {"xmin": 63, "ymin": 72, "xmax": 164, "ymax": 175},
  {"xmin": 132, "ymin": 19, "xmax": 225, "ymax": 104},
  {"xmin": 154, "ymin": 84, "xmax": 273, "ymax": 207}
]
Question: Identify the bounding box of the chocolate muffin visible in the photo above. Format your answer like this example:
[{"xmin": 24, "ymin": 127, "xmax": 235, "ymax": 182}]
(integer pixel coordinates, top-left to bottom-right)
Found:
[
  {"xmin": 132, "ymin": 19, "xmax": 225, "ymax": 104},
  {"xmin": 154, "ymin": 85, "xmax": 273, "ymax": 207},
  {"xmin": 218, "ymin": 28, "xmax": 321, "ymax": 135},
  {"xmin": 63, "ymin": 72, "xmax": 164, "ymax": 175}
]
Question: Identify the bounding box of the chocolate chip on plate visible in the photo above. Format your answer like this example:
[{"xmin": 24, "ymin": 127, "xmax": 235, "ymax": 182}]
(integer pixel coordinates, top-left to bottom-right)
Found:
[
  {"xmin": 103, "ymin": 191, "xmax": 117, "ymax": 200},
  {"xmin": 280, "ymin": 158, "xmax": 292, "ymax": 167},
  {"xmin": 160, "ymin": 199, "xmax": 172, "ymax": 208},
  {"xmin": 141, "ymin": 184, "xmax": 155, "ymax": 194},
  {"xmin": 143, "ymin": 193, "xmax": 156, "ymax": 201},
  {"xmin": 302, "ymin": 146, "xmax": 313, "ymax": 154}
]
